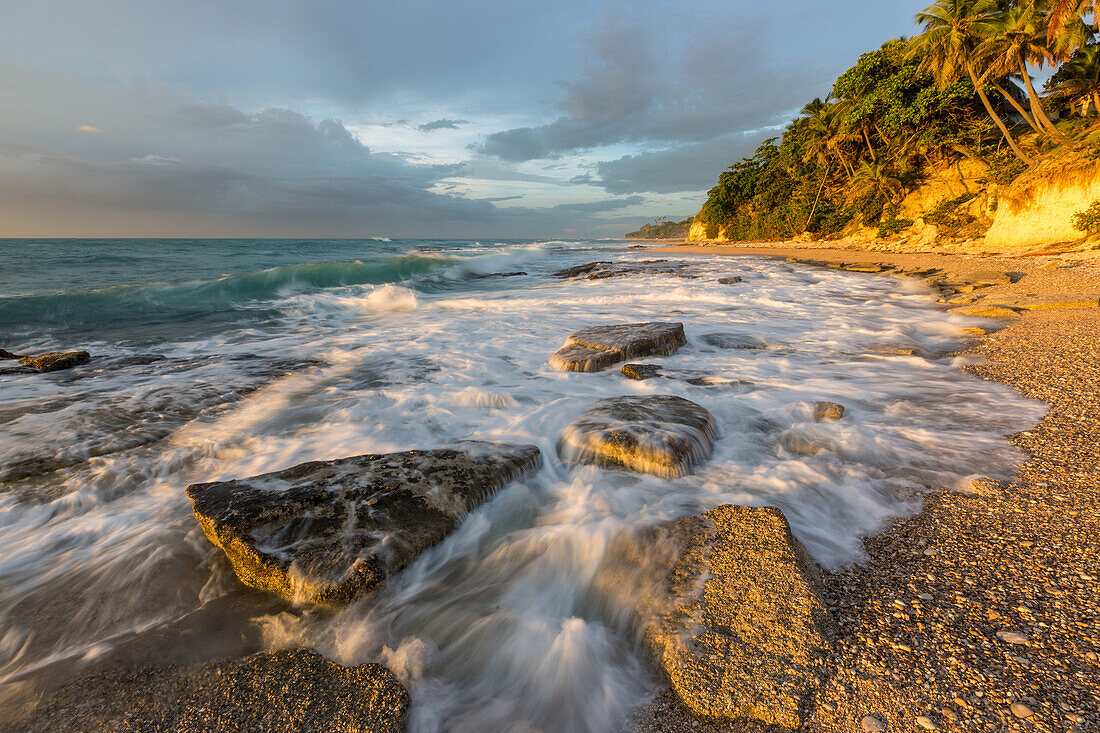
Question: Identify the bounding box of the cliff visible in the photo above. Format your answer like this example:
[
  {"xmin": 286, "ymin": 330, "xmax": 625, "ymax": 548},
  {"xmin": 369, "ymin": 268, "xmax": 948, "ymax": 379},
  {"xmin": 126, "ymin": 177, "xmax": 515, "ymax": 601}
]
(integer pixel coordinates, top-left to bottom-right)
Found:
[{"xmin": 985, "ymin": 150, "xmax": 1100, "ymax": 248}]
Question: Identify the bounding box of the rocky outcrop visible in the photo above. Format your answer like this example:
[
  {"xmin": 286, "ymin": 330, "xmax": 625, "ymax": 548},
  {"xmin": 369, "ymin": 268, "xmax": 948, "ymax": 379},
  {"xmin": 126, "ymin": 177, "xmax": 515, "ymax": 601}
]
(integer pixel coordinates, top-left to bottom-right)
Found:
[
  {"xmin": 187, "ymin": 441, "xmax": 541, "ymax": 606},
  {"xmin": 15, "ymin": 351, "xmax": 91, "ymax": 372},
  {"xmin": 717, "ymin": 276, "xmax": 742, "ymax": 284},
  {"xmin": 621, "ymin": 363, "xmax": 664, "ymax": 380},
  {"xmin": 12, "ymin": 648, "xmax": 410, "ymax": 733},
  {"xmin": 549, "ymin": 322, "xmax": 686, "ymax": 372},
  {"xmin": 559, "ymin": 395, "xmax": 716, "ymax": 477},
  {"xmin": 552, "ymin": 260, "xmax": 697, "ymax": 280},
  {"xmin": 620, "ymin": 505, "xmax": 835, "ymax": 730}
]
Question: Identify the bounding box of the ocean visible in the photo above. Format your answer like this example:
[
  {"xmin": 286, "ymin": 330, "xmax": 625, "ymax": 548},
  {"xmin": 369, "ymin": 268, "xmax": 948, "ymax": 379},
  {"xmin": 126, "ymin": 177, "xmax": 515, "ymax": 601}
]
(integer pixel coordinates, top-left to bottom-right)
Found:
[{"xmin": 0, "ymin": 238, "xmax": 1043, "ymax": 730}]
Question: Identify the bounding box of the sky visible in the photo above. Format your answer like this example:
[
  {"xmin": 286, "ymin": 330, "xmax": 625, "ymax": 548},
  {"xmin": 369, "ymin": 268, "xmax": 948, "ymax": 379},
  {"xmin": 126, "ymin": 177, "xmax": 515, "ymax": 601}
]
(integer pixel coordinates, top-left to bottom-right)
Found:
[{"xmin": 0, "ymin": 0, "xmax": 920, "ymax": 238}]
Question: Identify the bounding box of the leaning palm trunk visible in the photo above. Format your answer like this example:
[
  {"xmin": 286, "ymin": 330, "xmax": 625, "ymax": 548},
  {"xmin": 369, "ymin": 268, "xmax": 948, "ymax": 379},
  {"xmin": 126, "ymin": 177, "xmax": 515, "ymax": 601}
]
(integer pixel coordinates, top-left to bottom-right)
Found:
[
  {"xmin": 805, "ymin": 166, "xmax": 830, "ymax": 230},
  {"xmin": 990, "ymin": 79, "xmax": 1042, "ymax": 134},
  {"xmin": 968, "ymin": 62, "xmax": 1033, "ymax": 164},
  {"xmin": 1017, "ymin": 54, "xmax": 1074, "ymax": 144}
]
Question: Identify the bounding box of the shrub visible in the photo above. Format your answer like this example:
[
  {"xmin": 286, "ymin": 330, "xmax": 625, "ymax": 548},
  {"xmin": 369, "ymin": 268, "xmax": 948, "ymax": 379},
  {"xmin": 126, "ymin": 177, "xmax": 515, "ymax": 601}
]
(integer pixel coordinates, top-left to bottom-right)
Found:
[
  {"xmin": 1071, "ymin": 199, "xmax": 1100, "ymax": 235},
  {"xmin": 877, "ymin": 216, "xmax": 914, "ymax": 238}
]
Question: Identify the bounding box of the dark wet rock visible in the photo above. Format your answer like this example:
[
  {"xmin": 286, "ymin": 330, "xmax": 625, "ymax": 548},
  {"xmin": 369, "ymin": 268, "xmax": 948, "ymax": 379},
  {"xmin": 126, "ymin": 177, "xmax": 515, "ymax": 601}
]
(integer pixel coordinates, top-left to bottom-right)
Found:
[
  {"xmin": 552, "ymin": 261, "xmax": 613, "ymax": 278},
  {"xmin": 11, "ymin": 648, "xmax": 409, "ymax": 733},
  {"xmin": 104, "ymin": 354, "xmax": 169, "ymax": 368},
  {"xmin": 0, "ymin": 348, "xmax": 21, "ymax": 359},
  {"xmin": 814, "ymin": 401, "xmax": 846, "ymax": 421},
  {"xmin": 718, "ymin": 276, "xmax": 743, "ymax": 284},
  {"xmin": 622, "ymin": 363, "xmax": 664, "ymax": 380},
  {"xmin": 476, "ymin": 271, "xmax": 528, "ymax": 278},
  {"xmin": 559, "ymin": 395, "xmax": 716, "ymax": 477},
  {"xmin": 601, "ymin": 505, "xmax": 834, "ymax": 730},
  {"xmin": 870, "ymin": 344, "xmax": 926, "ymax": 357},
  {"xmin": 187, "ymin": 441, "xmax": 541, "ymax": 606},
  {"xmin": 19, "ymin": 351, "xmax": 91, "ymax": 372},
  {"xmin": 552, "ymin": 260, "xmax": 696, "ymax": 281},
  {"xmin": 550, "ymin": 322, "xmax": 686, "ymax": 372},
  {"xmin": 699, "ymin": 332, "xmax": 767, "ymax": 350}
]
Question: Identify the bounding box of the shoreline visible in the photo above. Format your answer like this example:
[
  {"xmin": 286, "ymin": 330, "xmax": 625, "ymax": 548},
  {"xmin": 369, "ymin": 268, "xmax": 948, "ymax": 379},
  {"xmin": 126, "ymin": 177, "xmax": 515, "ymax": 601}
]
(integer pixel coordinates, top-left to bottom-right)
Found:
[{"xmin": 635, "ymin": 242, "xmax": 1100, "ymax": 732}]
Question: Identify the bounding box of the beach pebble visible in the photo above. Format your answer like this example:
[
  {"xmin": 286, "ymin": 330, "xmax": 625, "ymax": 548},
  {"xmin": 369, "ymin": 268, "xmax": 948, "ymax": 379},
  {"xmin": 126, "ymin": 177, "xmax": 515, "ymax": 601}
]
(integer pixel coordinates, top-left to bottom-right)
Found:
[
  {"xmin": 997, "ymin": 630, "xmax": 1029, "ymax": 645},
  {"xmin": 915, "ymin": 715, "xmax": 937, "ymax": 729},
  {"xmin": 1010, "ymin": 703, "xmax": 1034, "ymax": 718},
  {"xmin": 861, "ymin": 715, "xmax": 886, "ymax": 732}
]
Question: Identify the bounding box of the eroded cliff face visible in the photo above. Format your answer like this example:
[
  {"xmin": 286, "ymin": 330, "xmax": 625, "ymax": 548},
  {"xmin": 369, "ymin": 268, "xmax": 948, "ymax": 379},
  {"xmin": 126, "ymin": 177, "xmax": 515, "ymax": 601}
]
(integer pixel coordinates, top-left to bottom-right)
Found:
[
  {"xmin": 985, "ymin": 152, "xmax": 1100, "ymax": 248},
  {"xmin": 686, "ymin": 217, "xmax": 719, "ymax": 242}
]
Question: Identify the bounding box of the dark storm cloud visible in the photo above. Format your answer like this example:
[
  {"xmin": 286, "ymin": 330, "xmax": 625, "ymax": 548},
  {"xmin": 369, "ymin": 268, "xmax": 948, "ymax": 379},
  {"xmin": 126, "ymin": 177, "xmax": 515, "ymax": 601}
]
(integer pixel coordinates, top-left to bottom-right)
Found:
[
  {"xmin": 477, "ymin": 10, "xmax": 817, "ymax": 164},
  {"xmin": 418, "ymin": 119, "xmax": 469, "ymax": 132}
]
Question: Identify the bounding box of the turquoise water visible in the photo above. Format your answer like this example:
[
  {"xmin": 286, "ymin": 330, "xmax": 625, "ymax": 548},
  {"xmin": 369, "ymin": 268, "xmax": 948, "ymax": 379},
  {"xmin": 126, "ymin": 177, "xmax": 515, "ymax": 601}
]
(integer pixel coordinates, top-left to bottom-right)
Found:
[
  {"xmin": 0, "ymin": 238, "xmax": 537, "ymax": 344},
  {"xmin": 0, "ymin": 238, "xmax": 1044, "ymax": 731}
]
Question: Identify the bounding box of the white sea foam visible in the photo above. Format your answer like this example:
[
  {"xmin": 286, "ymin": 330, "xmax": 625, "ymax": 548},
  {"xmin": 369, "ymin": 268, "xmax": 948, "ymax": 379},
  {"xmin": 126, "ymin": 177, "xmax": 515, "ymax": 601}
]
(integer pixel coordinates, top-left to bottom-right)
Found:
[{"xmin": 0, "ymin": 244, "xmax": 1045, "ymax": 729}]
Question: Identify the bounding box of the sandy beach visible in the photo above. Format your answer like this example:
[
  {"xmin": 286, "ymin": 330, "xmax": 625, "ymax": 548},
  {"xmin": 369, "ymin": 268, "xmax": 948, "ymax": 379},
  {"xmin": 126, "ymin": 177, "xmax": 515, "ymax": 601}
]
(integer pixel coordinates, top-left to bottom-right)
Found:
[{"xmin": 631, "ymin": 242, "xmax": 1100, "ymax": 732}]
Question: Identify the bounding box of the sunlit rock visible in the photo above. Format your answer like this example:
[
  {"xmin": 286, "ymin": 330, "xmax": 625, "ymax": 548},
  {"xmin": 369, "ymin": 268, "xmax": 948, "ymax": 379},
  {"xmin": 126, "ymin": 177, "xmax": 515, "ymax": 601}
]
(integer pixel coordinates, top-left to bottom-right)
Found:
[
  {"xmin": 559, "ymin": 395, "xmax": 715, "ymax": 477},
  {"xmin": 813, "ymin": 401, "xmax": 846, "ymax": 421},
  {"xmin": 549, "ymin": 322, "xmax": 686, "ymax": 372},
  {"xmin": 11, "ymin": 648, "xmax": 409, "ymax": 733},
  {"xmin": 187, "ymin": 441, "xmax": 541, "ymax": 606},
  {"xmin": 19, "ymin": 351, "xmax": 91, "ymax": 372},
  {"xmin": 624, "ymin": 505, "xmax": 835, "ymax": 730}
]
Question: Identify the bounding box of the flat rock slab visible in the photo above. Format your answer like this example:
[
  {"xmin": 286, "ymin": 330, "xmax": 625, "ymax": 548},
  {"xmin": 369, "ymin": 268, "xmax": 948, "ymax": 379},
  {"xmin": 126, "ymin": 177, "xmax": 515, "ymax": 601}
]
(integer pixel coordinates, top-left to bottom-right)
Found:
[
  {"xmin": 552, "ymin": 260, "xmax": 698, "ymax": 280},
  {"xmin": 187, "ymin": 441, "xmax": 541, "ymax": 606},
  {"xmin": 12, "ymin": 648, "xmax": 409, "ymax": 733},
  {"xmin": 717, "ymin": 276, "xmax": 742, "ymax": 284},
  {"xmin": 549, "ymin": 322, "xmax": 686, "ymax": 372},
  {"xmin": 947, "ymin": 304, "xmax": 1020, "ymax": 318},
  {"xmin": 1002, "ymin": 294, "xmax": 1100, "ymax": 311},
  {"xmin": 560, "ymin": 395, "xmax": 715, "ymax": 477},
  {"xmin": 699, "ymin": 332, "xmax": 767, "ymax": 350},
  {"xmin": 631, "ymin": 505, "xmax": 835, "ymax": 730}
]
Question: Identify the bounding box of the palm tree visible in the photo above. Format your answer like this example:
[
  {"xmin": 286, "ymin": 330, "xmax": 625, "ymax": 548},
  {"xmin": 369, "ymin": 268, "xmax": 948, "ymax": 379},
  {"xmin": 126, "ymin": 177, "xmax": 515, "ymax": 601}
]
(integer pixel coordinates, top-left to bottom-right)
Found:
[
  {"xmin": 1048, "ymin": 0, "xmax": 1098, "ymax": 46},
  {"xmin": 986, "ymin": 1, "xmax": 1079, "ymax": 144},
  {"xmin": 801, "ymin": 99, "xmax": 855, "ymax": 178},
  {"xmin": 909, "ymin": 0, "xmax": 1034, "ymax": 164},
  {"xmin": 851, "ymin": 161, "xmax": 906, "ymax": 208},
  {"xmin": 1047, "ymin": 42, "xmax": 1100, "ymax": 115}
]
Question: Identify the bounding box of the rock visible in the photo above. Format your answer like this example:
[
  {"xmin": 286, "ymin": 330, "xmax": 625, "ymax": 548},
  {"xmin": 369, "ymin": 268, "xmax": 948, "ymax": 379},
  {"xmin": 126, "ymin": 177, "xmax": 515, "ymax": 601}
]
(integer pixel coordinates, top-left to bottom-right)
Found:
[
  {"xmin": 477, "ymin": 271, "xmax": 527, "ymax": 278},
  {"xmin": 1010, "ymin": 703, "xmax": 1034, "ymax": 719},
  {"xmin": 944, "ymin": 270, "xmax": 1014, "ymax": 289},
  {"xmin": 552, "ymin": 261, "xmax": 614, "ymax": 278},
  {"xmin": 814, "ymin": 402, "xmax": 846, "ymax": 421},
  {"xmin": 862, "ymin": 715, "xmax": 886, "ymax": 732},
  {"xmin": 19, "ymin": 351, "xmax": 91, "ymax": 372},
  {"xmin": 629, "ymin": 505, "xmax": 835, "ymax": 729},
  {"xmin": 871, "ymin": 344, "xmax": 924, "ymax": 356},
  {"xmin": 947, "ymin": 305, "xmax": 1019, "ymax": 318},
  {"xmin": 1003, "ymin": 295, "xmax": 1100, "ymax": 311},
  {"xmin": 11, "ymin": 648, "xmax": 409, "ymax": 733},
  {"xmin": 916, "ymin": 715, "xmax": 938, "ymax": 729},
  {"xmin": 717, "ymin": 276, "xmax": 742, "ymax": 284},
  {"xmin": 622, "ymin": 363, "xmax": 664, "ymax": 380},
  {"xmin": 559, "ymin": 395, "xmax": 715, "ymax": 477},
  {"xmin": 186, "ymin": 441, "xmax": 541, "ymax": 606},
  {"xmin": 549, "ymin": 322, "xmax": 686, "ymax": 372},
  {"xmin": 699, "ymin": 332, "xmax": 767, "ymax": 350},
  {"xmin": 0, "ymin": 348, "xmax": 21, "ymax": 359},
  {"xmin": 996, "ymin": 630, "xmax": 1029, "ymax": 645}
]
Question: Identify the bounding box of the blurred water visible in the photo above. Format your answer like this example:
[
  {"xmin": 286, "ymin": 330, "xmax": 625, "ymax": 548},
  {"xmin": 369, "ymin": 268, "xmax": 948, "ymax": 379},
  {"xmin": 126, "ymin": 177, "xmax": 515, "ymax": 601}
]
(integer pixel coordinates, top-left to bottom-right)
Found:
[{"xmin": 0, "ymin": 238, "xmax": 1044, "ymax": 730}]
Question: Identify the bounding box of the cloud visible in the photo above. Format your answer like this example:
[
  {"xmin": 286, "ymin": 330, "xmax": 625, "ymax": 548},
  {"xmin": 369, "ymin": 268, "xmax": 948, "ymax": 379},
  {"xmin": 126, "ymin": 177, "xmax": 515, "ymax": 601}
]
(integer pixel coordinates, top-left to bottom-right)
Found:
[
  {"xmin": 476, "ymin": 8, "xmax": 818, "ymax": 163},
  {"xmin": 73, "ymin": 125, "xmax": 105, "ymax": 134},
  {"xmin": 418, "ymin": 118, "xmax": 469, "ymax": 132}
]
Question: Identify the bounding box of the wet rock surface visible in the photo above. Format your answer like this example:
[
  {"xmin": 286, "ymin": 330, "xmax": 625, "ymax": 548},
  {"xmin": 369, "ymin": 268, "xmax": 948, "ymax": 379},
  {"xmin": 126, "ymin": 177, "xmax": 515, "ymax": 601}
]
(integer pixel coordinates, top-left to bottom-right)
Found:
[
  {"xmin": 630, "ymin": 505, "xmax": 835, "ymax": 730},
  {"xmin": 552, "ymin": 260, "xmax": 698, "ymax": 280},
  {"xmin": 622, "ymin": 363, "xmax": 664, "ymax": 380},
  {"xmin": 559, "ymin": 395, "xmax": 715, "ymax": 477},
  {"xmin": 549, "ymin": 322, "xmax": 686, "ymax": 372},
  {"xmin": 187, "ymin": 441, "xmax": 542, "ymax": 606},
  {"xmin": 717, "ymin": 276, "xmax": 742, "ymax": 284},
  {"xmin": 11, "ymin": 648, "xmax": 410, "ymax": 733},
  {"xmin": 699, "ymin": 332, "xmax": 768, "ymax": 350},
  {"xmin": 17, "ymin": 351, "xmax": 91, "ymax": 372},
  {"xmin": 813, "ymin": 401, "xmax": 846, "ymax": 421}
]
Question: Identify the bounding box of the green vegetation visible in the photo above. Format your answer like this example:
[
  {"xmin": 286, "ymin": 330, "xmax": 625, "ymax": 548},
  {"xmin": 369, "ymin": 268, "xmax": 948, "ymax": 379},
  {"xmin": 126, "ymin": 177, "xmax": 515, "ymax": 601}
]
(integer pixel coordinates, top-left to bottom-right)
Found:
[
  {"xmin": 626, "ymin": 217, "xmax": 693, "ymax": 239},
  {"xmin": 1071, "ymin": 198, "xmax": 1100, "ymax": 233},
  {"xmin": 695, "ymin": 0, "xmax": 1099, "ymax": 242}
]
